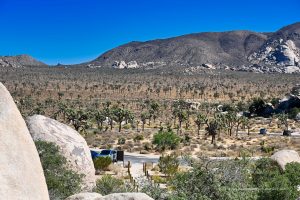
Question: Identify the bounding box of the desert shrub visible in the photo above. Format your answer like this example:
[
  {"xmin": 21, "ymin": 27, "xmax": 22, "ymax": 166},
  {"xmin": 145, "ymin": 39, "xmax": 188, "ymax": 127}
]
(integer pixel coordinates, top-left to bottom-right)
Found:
[
  {"xmin": 152, "ymin": 129, "xmax": 180, "ymax": 151},
  {"xmin": 35, "ymin": 141, "xmax": 83, "ymax": 200},
  {"xmin": 93, "ymin": 156, "xmax": 112, "ymax": 171},
  {"xmin": 158, "ymin": 153, "xmax": 179, "ymax": 176},
  {"xmin": 288, "ymin": 107, "xmax": 300, "ymax": 119},
  {"xmin": 152, "ymin": 175, "xmax": 167, "ymax": 184},
  {"xmin": 251, "ymin": 158, "xmax": 281, "ymax": 187},
  {"xmin": 143, "ymin": 142, "xmax": 152, "ymax": 151},
  {"xmin": 257, "ymin": 175, "xmax": 297, "ymax": 200},
  {"xmin": 260, "ymin": 145, "xmax": 275, "ymax": 154},
  {"xmin": 182, "ymin": 134, "xmax": 190, "ymax": 145},
  {"xmin": 222, "ymin": 104, "xmax": 237, "ymax": 112},
  {"xmin": 284, "ymin": 162, "xmax": 300, "ymax": 186},
  {"xmin": 169, "ymin": 165, "xmax": 222, "ymax": 200},
  {"xmin": 252, "ymin": 159, "xmax": 299, "ymax": 200},
  {"xmin": 133, "ymin": 134, "xmax": 144, "ymax": 142},
  {"xmin": 138, "ymin": 177, "xmax": 167, "ymax": 200},
  {"xmin": 118, "ymin": 137, "xmax": 126, "ymax": 145},
  {"xmin": 94, "ymin": 175, "xmax": 133, "ymax": 195},
  {"xmin": 123, "ymin": 124, "xmax": 131, "ymax": 130}
]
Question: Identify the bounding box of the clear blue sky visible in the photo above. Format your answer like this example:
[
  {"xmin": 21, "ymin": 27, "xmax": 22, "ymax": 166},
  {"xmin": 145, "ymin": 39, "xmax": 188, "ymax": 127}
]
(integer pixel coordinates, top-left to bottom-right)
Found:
[{"xmin": 0, "ymin": 0, "xmax": 299, "ymax": 65}]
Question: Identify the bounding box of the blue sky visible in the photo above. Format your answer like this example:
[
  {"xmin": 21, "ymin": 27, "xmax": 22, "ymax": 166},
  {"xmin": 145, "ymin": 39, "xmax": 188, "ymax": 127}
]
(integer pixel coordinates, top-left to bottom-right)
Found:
[{"xmin": 0, "ymin": 0, "xmax": 299, "ymax": 65}]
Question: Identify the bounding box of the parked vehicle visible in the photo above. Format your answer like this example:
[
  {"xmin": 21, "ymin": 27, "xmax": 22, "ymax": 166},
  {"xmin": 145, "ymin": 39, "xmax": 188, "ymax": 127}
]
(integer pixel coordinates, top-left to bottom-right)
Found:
[
  {"xmin": 91, "ymin": 149, "xmax": 117, "ymax": 162},
  {"xmin": 259, "ymin": 128, "xmax": 267, "ymax": 135}
]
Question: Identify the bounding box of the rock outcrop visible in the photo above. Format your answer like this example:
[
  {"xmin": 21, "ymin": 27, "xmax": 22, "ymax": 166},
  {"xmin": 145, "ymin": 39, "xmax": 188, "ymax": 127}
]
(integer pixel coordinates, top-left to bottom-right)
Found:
[
  {"xmin": 26, "ymin": 115, "xmax": 96, "ymax": 190},
  {"xmin": 271, "ymin": 150, "xmax": 300, "ymax": 170},
  {"xmin": 249, "ymin": 39, "xmax": 300, "ymax": 67},
  {"xmin": 65, "ymin": 192, "xmax": 103, "ymax": 200},
  {"xmin": 0, "ymin": 83, "xmax": 49, "ymax": 199},
  {"xmin": 112, "ymin": 60, "xmax": 139, "ymax": 69}
]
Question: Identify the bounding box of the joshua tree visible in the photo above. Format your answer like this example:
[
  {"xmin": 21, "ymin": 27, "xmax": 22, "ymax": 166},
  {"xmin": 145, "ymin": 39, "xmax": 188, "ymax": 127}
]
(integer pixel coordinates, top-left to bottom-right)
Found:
[
  {"xmin": 225, "ymin": 111, "xmax": 237, "ymax": 136},
  {"xmin": 236, "ymin": 116, "xmax": 243, "ymax": 136},
  {"xmin": 194, "ymin": 113, "xmax": 207, "ymax": 136},
  {"xmin": 241, "ymin": 116, "xmax": 251, "ymax": 135},
  {"xmin": 205, "ymin": 119, "xmax": 219, "ymax": 144},
  {"xmin": 149, "ymin": 101, "xmax": 160, "ymax": 123},
  {"xmin": 140, "ymin": 112, "xmax": 149, "ymax": 131},
  {"xmin": 177, "ymin": 110, "xmax": 187, "ymax": 130},
  {"xmin": 112, "ymin": 107, "xmax": 130, "ymax": 132},
  {"xmin": 66, "ymin": 108, "xmax": 88, "ymax": 132},
  {"xmin": 95, "ymin": 110, "xmax": 106, "ymax": 130},
  {"xmin": 214, "ymin": 113, "xmax": 226, "ymax": 139}
]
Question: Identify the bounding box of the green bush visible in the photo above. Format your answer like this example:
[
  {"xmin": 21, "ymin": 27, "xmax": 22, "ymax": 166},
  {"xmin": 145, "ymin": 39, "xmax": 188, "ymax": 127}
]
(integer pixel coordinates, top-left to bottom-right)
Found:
[
  {"xmin": 168, "ymin": 158, "xmax": 300, "ymax": 200},
  {"xmin": 93, "ymin": 156, "xmax": 112, "ymax": 171},
  {"xmin": 284, "ymin": 162, "xmax": 300, "ymax": 186},
  {"xmin": 169, "ymin": 165, "xmax": 222, "ymax": 200},
  {"xmin": 257, "ymin": 175, "xmax": 297, "ymax": 200},
  {"xmin": 152, "ymin": 129, "xmax": 180, "ymax": 151},
  {"xmin": 35, "ymin": 141, "xmax": 83, "ymax": 200},
  {"xmin": 251, "ymin": 158, "xmax": 281, "ymax": 187},
  {"xmin": 94, "ymin": 175, "xmax": 132, "ymax": 195}
]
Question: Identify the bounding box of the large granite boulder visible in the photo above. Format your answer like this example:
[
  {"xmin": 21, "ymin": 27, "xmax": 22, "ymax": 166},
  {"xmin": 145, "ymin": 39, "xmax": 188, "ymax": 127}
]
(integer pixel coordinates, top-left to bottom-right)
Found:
[
  {"xmin": 0, "ymin": 83, "xmax": 49, "ymax": 199},
  {"xmin": 26, "ymin": 115, "xmax": 96, "ymax": 190},
  {"xmin": 271, "ymin": 150, "xmax": 300, "ymax": 170},
  {"xmin": 101, "ymin": 193, "xmax": 154, "ymax": 200},
  {"xmin": 65, "ymin": 192, "xmax": 102, "ymax": 200}
]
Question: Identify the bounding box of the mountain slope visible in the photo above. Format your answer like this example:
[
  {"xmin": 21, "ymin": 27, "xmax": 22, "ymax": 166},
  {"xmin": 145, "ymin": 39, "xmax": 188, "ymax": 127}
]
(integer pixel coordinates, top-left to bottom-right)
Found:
[
  {"xmin": 0, "ymin": 55, "xmax": 48, "ymax": 68},
  {"xmin": 92, "ymin": 31, "xmax": 268, "ymax": 68},
  {"xmin": 90, "ymin": 22, "xmax": 300, "ymax": 73}
]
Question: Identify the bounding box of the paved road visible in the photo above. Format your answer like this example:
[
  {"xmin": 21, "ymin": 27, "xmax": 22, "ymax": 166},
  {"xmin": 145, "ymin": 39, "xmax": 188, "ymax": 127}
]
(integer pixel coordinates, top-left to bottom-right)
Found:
[
  {"xmin": 90, "ymin": 148, "xmax": 160, "ymax": 178},
  {"xmin": 123, "ymin": 152, "xmax": 160, "ymax": 178}
]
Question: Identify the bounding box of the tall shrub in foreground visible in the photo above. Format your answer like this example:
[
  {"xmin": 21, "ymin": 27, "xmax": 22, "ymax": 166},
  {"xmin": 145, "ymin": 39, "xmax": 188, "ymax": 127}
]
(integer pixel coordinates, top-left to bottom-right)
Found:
[
  {"xmin": 152, "ymin": 129, "xmax": 180, "ymax": 151},
  {"xmin": 35, "ymin": 141, "xmax": 83, "ymax": 200}
]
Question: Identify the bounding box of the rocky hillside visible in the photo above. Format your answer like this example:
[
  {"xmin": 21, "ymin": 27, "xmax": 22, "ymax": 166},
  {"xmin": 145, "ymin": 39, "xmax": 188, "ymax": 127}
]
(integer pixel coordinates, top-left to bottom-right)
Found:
[
  {"xmin": 89, "ymin": 22, "xmax": 300, "ymax": 73},
  {"xmin": 0, "ymin": 54, "xmax": 47, "ymax": 68}
]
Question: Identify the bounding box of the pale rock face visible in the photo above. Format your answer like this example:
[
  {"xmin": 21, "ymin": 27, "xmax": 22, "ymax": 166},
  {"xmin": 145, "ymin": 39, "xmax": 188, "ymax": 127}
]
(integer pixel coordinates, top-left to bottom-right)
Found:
[
  {"xmin": 127, "ymin": 61, "xmax": 139, "ymax": 68},
  {"xmin": 271, "ymin": 150, "xmax": 300, "ymax": 170},
  {"xmin": 202, "ymin": 63, "xmax": 215, "ymax": 69},
  {"xmin": 113, "ymin": 60, "xmax": 127, "ymax": 69},
  {"xmin": 0, "ymin": 83, "xmax": 49, "ymax": 200},
  {"xmin": 277, "ymin": 40, "xmax": 299, "ymax": 66},
  {"xmin": 26, "ymin": 115, "xmax": 96, "ymax": 190},
  {"xmin": 101, "ymin": 193, "xmax": 154, "ymax": 200},
  {"xmin": 249, "ymin": 39, "xmax": 300, "ymax": 67},
  {"xmin": 65, "ymin": 192, "xmax": 103, "ymax": 200}
]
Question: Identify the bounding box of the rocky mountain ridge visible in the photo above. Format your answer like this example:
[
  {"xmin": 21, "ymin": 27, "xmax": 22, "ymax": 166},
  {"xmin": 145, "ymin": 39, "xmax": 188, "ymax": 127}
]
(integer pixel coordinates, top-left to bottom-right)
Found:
[
  {"xmin": 0, "ymin": 54, "xmax": 47, "ymax": 68},
  {"xmin": 89, "ymin": 22, "xmax": 300, "ymax": 73}
]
